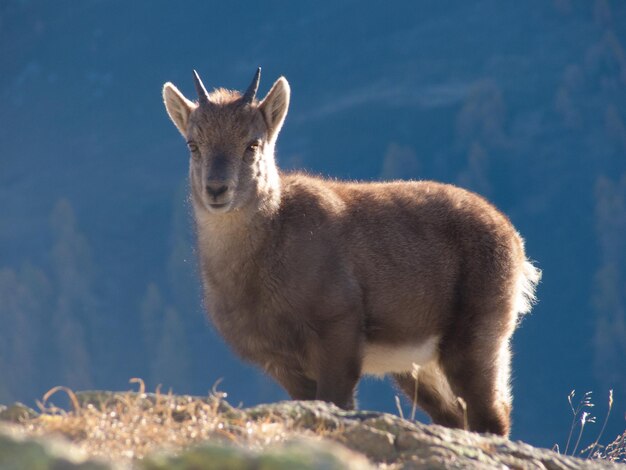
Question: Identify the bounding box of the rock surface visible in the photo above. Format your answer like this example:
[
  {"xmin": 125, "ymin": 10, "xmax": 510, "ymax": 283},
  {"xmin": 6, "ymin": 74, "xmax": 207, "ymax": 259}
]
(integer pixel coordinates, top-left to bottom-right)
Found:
[
  {"xmin": 233, "ymin": 400, "xmax": 622, "ymax": 469},
  {"xmin": 0, "ymin": 425, "xmax": 112, "ymax": 470},
  {"xmin": 1, "ymin": 393, "xmax": 622, "ymax": 469},
  {"xmin": 143, "ymin": 439, "xmax": 374, "ymax": 470},
  {"xmin": 0, "ymin": 402, "xmax": 39, "ymax": 423}
]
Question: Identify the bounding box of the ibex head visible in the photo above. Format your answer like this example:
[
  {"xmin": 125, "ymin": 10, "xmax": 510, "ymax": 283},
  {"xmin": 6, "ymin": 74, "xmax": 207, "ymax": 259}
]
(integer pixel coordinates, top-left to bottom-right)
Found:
[{"xmin": 163, "ymin": 68, "xmax": 290, "ymax": 214}]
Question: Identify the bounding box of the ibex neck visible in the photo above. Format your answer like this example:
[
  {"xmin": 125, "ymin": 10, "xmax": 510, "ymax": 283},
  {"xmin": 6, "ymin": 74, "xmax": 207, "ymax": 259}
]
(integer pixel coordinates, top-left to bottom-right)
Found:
[
  {"xmin": 254, "ymin": 161, "xmax": 282, "ymax": 216},
  {"xmin": 192, "ymin": 182, "xmax": 280, "ymax": 259}
]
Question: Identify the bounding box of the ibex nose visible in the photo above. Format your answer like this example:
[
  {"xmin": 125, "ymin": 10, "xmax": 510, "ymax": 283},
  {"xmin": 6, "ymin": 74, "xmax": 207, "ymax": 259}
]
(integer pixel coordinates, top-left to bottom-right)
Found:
[{"xmin": 205, "ymin": 182, "xmax": 229, "ymax": 199}]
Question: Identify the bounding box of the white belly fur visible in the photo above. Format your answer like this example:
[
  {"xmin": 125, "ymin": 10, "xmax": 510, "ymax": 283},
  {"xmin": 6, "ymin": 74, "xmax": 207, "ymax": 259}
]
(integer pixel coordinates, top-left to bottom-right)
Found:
[{"xmin": 361, "ymin": 336, "xmax": 440, "ymax": 377}]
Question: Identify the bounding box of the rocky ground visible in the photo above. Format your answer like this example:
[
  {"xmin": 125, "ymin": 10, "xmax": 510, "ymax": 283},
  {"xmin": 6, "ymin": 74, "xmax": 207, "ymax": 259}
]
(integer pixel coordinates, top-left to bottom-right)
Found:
[{"xmin": 0, "ymin": 388, "xmax": 623, "ymax": 469}]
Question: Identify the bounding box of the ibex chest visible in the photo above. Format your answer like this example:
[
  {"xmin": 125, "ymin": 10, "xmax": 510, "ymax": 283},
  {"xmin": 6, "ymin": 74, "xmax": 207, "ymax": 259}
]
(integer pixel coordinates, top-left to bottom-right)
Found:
[{"xmin": 202, "ymin": 260, "xmax": 307, "ymax": 364}]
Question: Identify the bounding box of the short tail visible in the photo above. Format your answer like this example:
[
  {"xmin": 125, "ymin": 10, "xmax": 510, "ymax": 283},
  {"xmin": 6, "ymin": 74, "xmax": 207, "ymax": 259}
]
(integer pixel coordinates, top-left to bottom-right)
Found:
[{"xmin": 515, "ymin": 260, "xmax": 542, "ymax": 315}]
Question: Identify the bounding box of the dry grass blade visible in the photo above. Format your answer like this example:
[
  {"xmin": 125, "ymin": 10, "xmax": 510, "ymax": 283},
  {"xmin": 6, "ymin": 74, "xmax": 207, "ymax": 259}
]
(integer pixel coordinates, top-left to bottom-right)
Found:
[
  {"xmin": 410, "ymin": 363, "xmax": 420, "ymax": 422},
  {"xmin": 41, "ymin": 386, "xmax": 81, "ymax": 413},
  {"xmin": 457, "ymin": 397, "xmax": 468, "ymax": 431},
  {"xmin": 129, "ymin": 377, "xmax": 146, "ymax": 395},
  {"xmin": 600, "ymin": 430, "xmax": 626, "ymax": 462},
  {"xmin": 563, "ymin": 390, "xmax": 594, "ymax": 455},
  {"xmin": 564, "ymin": 390, "xmax": 577, "ymax": 455},
  {"xmin": 394, "ymin": 395, "xmax": 404, "ymax": 420},
  {"xmin": 572, "ymin": 411, "xmax": 595, "ymax": 456},
  {"xmin": 586, "ymin": 389, "xmax": 613, "ymax": 460},
  {"xmin": 211, "ymin": 378, "xmax": 227, "ymax": 399}
]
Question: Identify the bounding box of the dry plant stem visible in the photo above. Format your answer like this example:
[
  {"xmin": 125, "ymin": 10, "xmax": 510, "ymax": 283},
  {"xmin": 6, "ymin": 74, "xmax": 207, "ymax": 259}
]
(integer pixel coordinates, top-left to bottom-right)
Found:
[
  {"xmin": 410, "ymin": 363, "xmax": 420, "ymax": 422},
  {"xmin": 395, "ymin": 395, "xmax": 404, "ymax": 420},
  {"xmin": 564, "ymin": 390, "xmax": 577, "ymax": 455},
  {"xmin": 129, "ymin": 378, "xmax": 146, "ymax": 395},
  {"xmin": 572, "ymin": 412, "xmax": 594, "ymax": 457},
  {"xmin": 586, "ymin": 390, "xmax": 614, "ymax": 460},
  {"xmin": 603, "ymin": 431, "xmax": 626, "ymax": 462},
  {"xmin": 410, "ymin": 386, "xmax": 418, "ymax": 422},
  {"xmin": 564, "ymin": 390, "xmax": 593, "ymax": 455},
  {"xmin": 41, "ymin": 386, "xmax": 81, "ymax": 413},
  {"xmin": 457, "ymin": 397, "xmax": 468, "ymax": 431}
]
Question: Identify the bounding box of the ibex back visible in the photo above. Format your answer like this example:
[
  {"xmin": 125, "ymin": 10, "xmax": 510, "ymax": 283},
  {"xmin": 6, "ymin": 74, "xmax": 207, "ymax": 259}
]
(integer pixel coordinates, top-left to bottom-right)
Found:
[{"xmin": 162, "ymin": 68, "xmax": 541, "ymax": 436}]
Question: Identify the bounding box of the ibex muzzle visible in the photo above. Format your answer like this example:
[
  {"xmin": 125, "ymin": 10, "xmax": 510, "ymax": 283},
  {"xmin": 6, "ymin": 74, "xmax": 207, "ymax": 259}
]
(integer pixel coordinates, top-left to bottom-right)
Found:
[
  {"xmin": 162, "ymin": 68, "xmax": 541, "ymax": 437},
  {"xmin": 204, "ymin": 155, "xmax": 236, "ymax": 206}
]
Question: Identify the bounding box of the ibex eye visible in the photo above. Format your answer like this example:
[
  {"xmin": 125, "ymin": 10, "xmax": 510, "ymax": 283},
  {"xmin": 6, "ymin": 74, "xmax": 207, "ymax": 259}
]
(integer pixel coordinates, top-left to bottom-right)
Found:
[{"xmin": 247, "ymin": 141, "xmax": 260, "ymax": 152}]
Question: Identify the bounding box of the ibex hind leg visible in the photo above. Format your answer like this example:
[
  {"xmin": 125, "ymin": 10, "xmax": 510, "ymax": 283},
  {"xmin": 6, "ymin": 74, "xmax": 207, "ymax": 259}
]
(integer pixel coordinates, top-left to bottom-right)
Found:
[
  {"xmin": 272, "ymin": 368, "xmax": 317, "ymax": 401},
  {"xmin": 438, "ymin": 312, "xmax": 514, "ymax": 436},
  {"xmin": 439, "ymin": 344, "xmax": 512, "ymax": 436},
  {"xmin": 393, "ymin": 363, "xmax": 464, "ymax": 429}
]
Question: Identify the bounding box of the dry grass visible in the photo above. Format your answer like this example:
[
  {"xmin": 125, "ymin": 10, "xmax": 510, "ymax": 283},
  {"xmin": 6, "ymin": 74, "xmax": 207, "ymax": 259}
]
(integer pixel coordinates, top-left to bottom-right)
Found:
[
  {"xmin": 556, "ymin": 389, "xmax": 625, "ymax": 464},
  {"xmin": 595, "ymin": 430, "xmax": 626, "ymax": 463},
  {"xmin": 12, "ymin": 379, "xmax": 320, "ymax": 464}
]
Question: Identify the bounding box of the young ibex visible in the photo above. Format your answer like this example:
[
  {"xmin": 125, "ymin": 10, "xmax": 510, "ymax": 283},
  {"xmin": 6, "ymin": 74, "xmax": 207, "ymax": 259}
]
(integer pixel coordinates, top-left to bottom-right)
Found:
[{"xmin": 162, "ymin": 68, "xmax": 541, "ymax": 436}]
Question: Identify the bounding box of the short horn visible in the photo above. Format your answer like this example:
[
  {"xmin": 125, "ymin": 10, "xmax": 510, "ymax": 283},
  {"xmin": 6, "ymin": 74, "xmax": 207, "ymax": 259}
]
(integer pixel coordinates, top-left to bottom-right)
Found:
[
  {"xmin": 242, "ymin": 67, "xmax": 261, "ymax": 103},
  {"xmin": 192, "ymin": 69, "xmax": 210, "ymax": 106}
]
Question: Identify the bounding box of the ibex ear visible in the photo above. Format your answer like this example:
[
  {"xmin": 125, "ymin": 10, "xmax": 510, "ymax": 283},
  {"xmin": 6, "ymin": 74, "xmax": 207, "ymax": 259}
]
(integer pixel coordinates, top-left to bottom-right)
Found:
[
  {"xmin": 163, "ymin": 82, "xmax": 196, "ymax": 137},
  {"xmin": 259, "ymin": 77, "xmax": 290, "ymax": 141}
]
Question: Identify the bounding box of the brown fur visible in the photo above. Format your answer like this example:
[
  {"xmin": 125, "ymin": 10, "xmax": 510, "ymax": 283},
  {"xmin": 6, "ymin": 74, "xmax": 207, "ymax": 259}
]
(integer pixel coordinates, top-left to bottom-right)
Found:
[{"xmin": 162, "ymin": 71, "xmax": 541, "ymax": 436}]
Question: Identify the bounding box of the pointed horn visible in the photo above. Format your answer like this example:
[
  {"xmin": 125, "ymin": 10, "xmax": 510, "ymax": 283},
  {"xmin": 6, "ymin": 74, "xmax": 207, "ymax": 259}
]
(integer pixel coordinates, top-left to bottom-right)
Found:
[
  {"xmin": 242, "ymin": 67, "xmax": 261, "ymax": 103},
  {"xmin": 192, "ymin": 69, "xmax": 210, "ymax": 106}
]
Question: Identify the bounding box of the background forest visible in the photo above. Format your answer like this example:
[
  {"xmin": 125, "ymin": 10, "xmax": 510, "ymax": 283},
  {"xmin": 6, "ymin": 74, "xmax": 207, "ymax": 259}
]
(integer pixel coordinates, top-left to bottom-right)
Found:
[{"xmin": 0, "ymin": 0, "xmax": 625, "ymax": 449}]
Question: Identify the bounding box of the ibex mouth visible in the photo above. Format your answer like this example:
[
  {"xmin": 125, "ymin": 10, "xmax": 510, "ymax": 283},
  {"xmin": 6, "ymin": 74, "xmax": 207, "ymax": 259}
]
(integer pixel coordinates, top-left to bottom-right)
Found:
[{"xmin": 207, "ymin": 202, "xmax": 231, "ymax": 211}]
